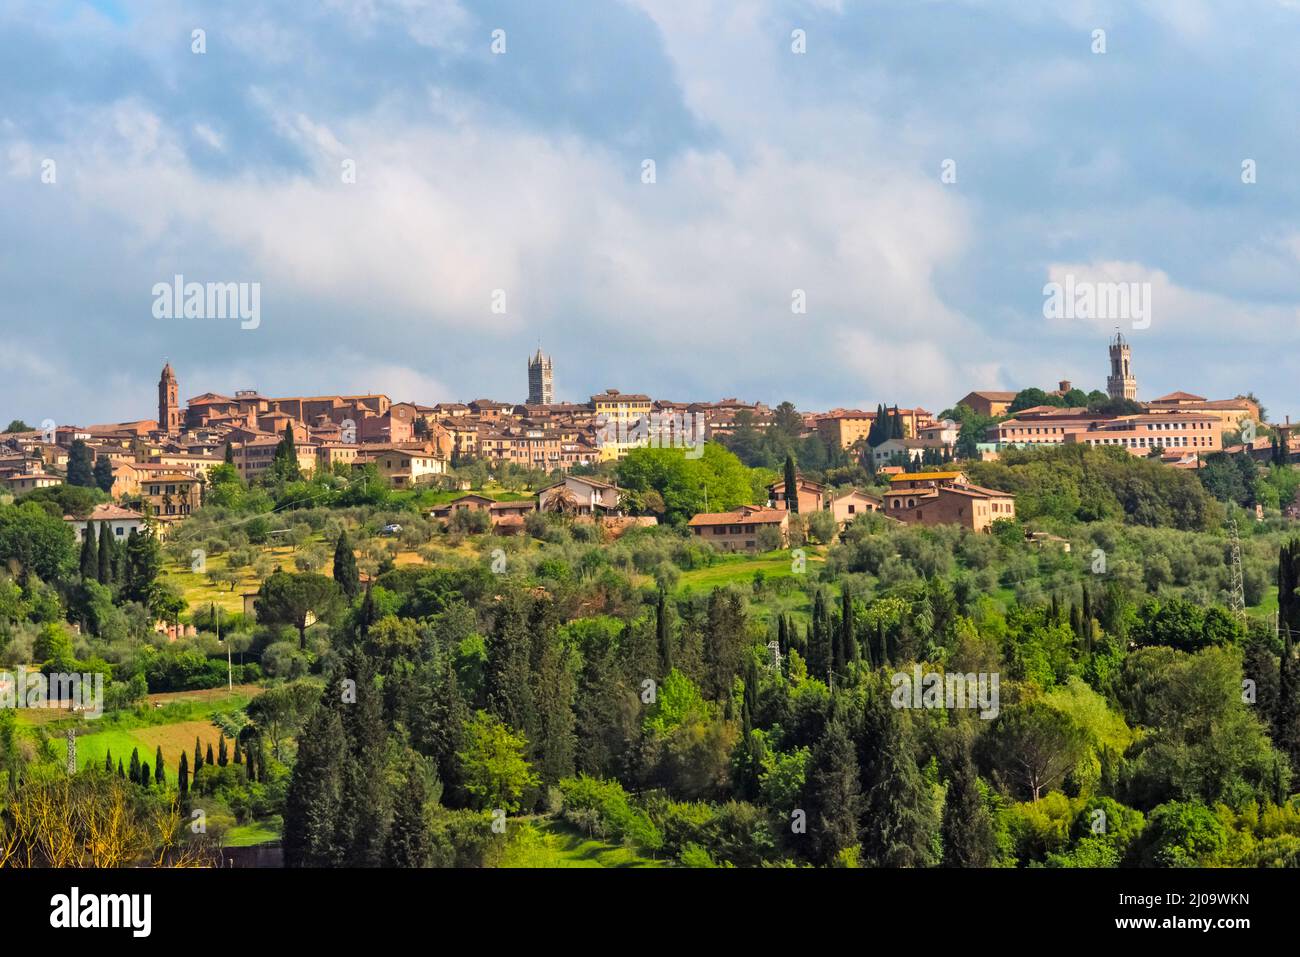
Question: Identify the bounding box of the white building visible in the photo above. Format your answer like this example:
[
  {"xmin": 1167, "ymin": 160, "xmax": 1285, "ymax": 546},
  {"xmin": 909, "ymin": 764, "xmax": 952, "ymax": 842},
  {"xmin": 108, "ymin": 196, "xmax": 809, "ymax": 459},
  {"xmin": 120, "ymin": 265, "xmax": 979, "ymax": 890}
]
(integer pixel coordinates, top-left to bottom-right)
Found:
[{"xmin": 64, "ymin": 503, "xmax": 146, "ymax": 543}]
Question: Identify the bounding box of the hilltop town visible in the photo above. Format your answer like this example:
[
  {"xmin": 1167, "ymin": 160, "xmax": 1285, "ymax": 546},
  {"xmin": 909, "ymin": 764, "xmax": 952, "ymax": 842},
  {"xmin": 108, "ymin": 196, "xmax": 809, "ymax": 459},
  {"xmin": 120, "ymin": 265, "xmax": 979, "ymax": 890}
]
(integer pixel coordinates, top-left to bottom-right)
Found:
[{"xmin": 0, "ymin": 335, "xmax": 1281, "ymax": 542}]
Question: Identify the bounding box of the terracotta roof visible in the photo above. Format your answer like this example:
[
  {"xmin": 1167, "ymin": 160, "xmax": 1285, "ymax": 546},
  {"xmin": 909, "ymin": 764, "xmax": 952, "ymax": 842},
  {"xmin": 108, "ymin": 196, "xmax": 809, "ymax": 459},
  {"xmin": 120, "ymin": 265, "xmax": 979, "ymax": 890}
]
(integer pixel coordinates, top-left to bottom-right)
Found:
[
  {"xmin": 888, "ymin": 471, "xmax": 966, "ymax": 482},
  {"xmin": 687, "ymin": 505, "xmax": 788, "ymax": 527},
  {"xmin": 63, "ymin": 503, "xmax": 144, "ymax": 522},
  {"xmin": 1149, "ymin": 391, "xmax": 1207, "ymax": 402}
]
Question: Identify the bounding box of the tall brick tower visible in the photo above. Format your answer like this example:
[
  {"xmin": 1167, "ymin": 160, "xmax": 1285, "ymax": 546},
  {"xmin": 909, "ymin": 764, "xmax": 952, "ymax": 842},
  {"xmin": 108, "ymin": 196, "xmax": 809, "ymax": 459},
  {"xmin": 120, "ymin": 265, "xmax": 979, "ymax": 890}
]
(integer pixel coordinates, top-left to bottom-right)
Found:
[
  {"xmin": 158, "ymin": 362, "xmax": 181, "ymax": 434},
  {"xmin": 528, "ymin": 348, "xmax": 553, "ymax": 405},
  {"xmin": 1106, "ymin": 333, "xmax": 1137, "ymax": 401}
]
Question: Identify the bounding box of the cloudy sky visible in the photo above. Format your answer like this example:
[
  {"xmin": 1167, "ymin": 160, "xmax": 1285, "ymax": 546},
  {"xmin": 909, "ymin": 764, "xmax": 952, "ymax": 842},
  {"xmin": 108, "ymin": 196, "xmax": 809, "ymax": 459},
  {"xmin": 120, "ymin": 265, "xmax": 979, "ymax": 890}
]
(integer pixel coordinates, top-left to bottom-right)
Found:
[{"xmin": 3, "ymin": 0, "xmax": 1299, "ymax": 426}]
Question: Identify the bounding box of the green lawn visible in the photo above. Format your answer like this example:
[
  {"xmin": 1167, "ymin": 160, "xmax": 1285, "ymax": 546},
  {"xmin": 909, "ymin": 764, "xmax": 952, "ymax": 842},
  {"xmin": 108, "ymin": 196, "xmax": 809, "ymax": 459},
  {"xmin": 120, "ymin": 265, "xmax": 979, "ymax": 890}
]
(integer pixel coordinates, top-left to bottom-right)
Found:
[
  {"xmin": 500, "ymin": 819, "xmax": 664, "ymax": 868},
  {"xmin": 676, "ymin": 548, "xmax": 825, "ymax": 591},
  {"xmin": 225, "ymin": 819, "xmax": 282, "ymax": 847}
]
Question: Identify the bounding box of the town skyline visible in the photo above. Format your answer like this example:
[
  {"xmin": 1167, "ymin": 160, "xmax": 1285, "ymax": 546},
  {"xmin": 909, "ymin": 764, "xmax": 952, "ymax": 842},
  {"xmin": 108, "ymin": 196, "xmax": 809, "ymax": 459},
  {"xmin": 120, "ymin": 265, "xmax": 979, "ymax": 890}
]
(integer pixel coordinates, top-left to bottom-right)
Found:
[{"xmin": 2, "ymin": 333, "xmax": 1277, "ymax": 431}]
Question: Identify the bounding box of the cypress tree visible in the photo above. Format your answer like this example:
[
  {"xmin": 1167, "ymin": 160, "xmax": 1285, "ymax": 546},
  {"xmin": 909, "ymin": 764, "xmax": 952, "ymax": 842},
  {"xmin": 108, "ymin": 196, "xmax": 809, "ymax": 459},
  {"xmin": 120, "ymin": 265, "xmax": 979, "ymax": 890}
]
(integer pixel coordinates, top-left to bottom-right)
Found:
[
  {"xmin": 941, "ymin": 738, "xmax": 996, "ymax": 867},
  {"xmin": 783, "ymin": 454, "xmax": 799, "ymax": 513},
  {"xmin": 67, "ymin": 439, "xmax": 95, "ymax": 487},
  {"xmin": 533, "ymin": 627, "xmax": 578, "ymax": 790},
  {"xmin": 178, "ymin": 751, "xmax": 189, "ymax": 797},
  {"xmin": 840, "ymin": 587, "xmax": 858, "ymax": 667},
  {"xmin": 117, "ymin": 758, "xmax": 124, "ymax": 779},
  {"xmin": 104, "ymin": 748, "xmax": 112, "ymax": 774},
  {"xmin": 233, "ymin": 737, "xmax": 243, "ymax": 765},
  {"xmin": 484, "ymin": 592, "xmax": 538, "ymax": 740},
  {"xmin": 656, "ymin": 588, "xmax": 672, "ymax": 673},
  {"xmin": 333, "ymin": 531, "xmax": 361, "ymax": 600},
  {"xmin": 155, "ymin": 746, "xmax": 165, "ymax": 786},
  {"xmin": 194, "ymin": 737, "xmax": 203, "ymax": 775},
  {"xmin": 804, "ymin": 716, "xmax": 863, "ymax": 865},
  {"xmin": 128, "ymin": 748, "xmax": 140, "ymax": 784},
  {"xmin": 1276, "ymin": 539, "xmax": 1300, "ymax": 769},
  {"xmin": 283, "ymin": 689, "xmax": 348, "ymax": 867},
  {"xmin": 206, "ymin": 743, "xmax": 214, "ymax": 767},
  {"xmin": 809, "ymin": 590, "xmax": 830, "ymax": 679},
  {"xmin": 224, "ymin": 441, "xmax": 234, "ymax": 464},
  {"xmin": 859, "ymin": 697, "xmax": 937, "ymax": 867},
  {"xmin": 93, "ymin": 455, "xmax": 115, "ymax": 493},
  {"xmin": 97, "ymin": 521, "xmax": 114, "ymax": 586},
  {"xmin": 123, "ymin": 528, "xmax": 161, "ymax": 604},
  {"xmin": 140, "ymin": 762, "xmax": 150, "ymax": 789},
  {"xmin": 830, "ymin": 611, "xmax": 844, "ymax": 679},
  {"xmin": 272, "ymin": 423, "xmax": 300, "ymax": 482},
  {"xmin": 218, "ymin": 736, "xmax": 228, "ymax": 767},
  {"xmin": 384, "ymin": 756, "xmax": 432, "ymax": 867},
  {"xmin": 79, "ymin": 525, "xmax": 98, "ymax": 580}
]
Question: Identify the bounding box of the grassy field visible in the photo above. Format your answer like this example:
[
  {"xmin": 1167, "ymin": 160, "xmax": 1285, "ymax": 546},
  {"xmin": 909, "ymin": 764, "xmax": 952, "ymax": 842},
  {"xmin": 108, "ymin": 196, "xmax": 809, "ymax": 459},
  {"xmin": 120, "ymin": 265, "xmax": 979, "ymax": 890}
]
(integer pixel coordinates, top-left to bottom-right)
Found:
[
  {"xmin": 501, "ymin": 818, "xmax": 664, "ymax": 868},
  {"xmin": 676, "ymin": 548, "xmax": 825, "ymax": 591},
  {"xmin": 161, "ymin": 541, "xmax": 309, "ymax": 614},
  {"xmin": 76, "ymin": 718, "xmax": 227, "ymax": 771},
  {"xmin": 67, "ymin": 683, "xmax": 263, "ymax": 770},
  {"xmin": 225, "ymin": 820, "xmax": 282, "ymax": 847}
]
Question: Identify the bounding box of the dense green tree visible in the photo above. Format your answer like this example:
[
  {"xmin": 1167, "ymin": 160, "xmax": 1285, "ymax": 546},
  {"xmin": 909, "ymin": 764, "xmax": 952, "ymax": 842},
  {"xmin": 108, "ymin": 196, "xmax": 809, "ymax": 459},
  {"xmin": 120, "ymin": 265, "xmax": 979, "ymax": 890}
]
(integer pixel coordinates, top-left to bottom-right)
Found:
[
  {"xmin": 984, "ymin": 701, "xmax": 1086, "ymax": 803},
  {"xmin": 703, "ymin": 589, "xmax": 747, "ymax": 701},
  {"xmin": 332, "ymin": 530, "xmax": 361, "ymax": 600},
  {"xmin": 0, "ymin": 501, "xmax": 77, "ymax": 582},
  {"xmin": 93, "ymin": 456, "xmax": 115, "ymax": 493},
  {"xmin": 177, "ymin": 750, "xmax": 189, "ymax": 797},
  {"xmin": 859, "ymin": 699, "xmax": 937, "ymax": 867},
  {"xmin": 283, "ymin": 694, "xmax": 348, "ymax": 867},
  {"xmin": 656, "ymin": 588, "xmax": 673, "ymax": 674},
  {"xmin": 78, "ymin": 525, "xmax": 98, "ymax": 580},
  {"xmin": 385, "ymin": 754, "xmax": 433, "ymax": 867},
  {"xmin": 783, "ymin": 454, "xmax": 799, "ymax": 514},
  {"xmin": 154, "ymin": 746, "xmax": 165, "ymax": 787},
  {"xmin": 123, "ymin": 528, "xmax": 162, "ymax": 604},
  {"xmin": 96, "ymin": 521, "xmax": 115, "ymax": 586},
  {"xmin": 615, "ymin": 443, "xmax": 758, "ymax": 525},
  {"xmin": 255, "ymin": 571, "xmax": 345, "ymax": 649},
  {"xmin": 484, "ymin": 593, "xmax": 539, "ymax": 747},
  {"xmin": 804, "ymin": 717, "xmax": 862, "ymax": 865},
  {"xmin": 271, "ymin": 423, "xmax": 301, "ymax": 483},
  {"xmin": 1275, "ymin": 539, "xmax": 1300, "ymax": 771},
  {"xmin": 66, "ymin": 440, "xmax": 95, "ymax": 487},
  {"xmin": 941, "ymin": 738, "xmax": 996, "ymax": 867},
  {"xmin": 457, "ymin": 710, "xmax": 539, "ymax": 813}
]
